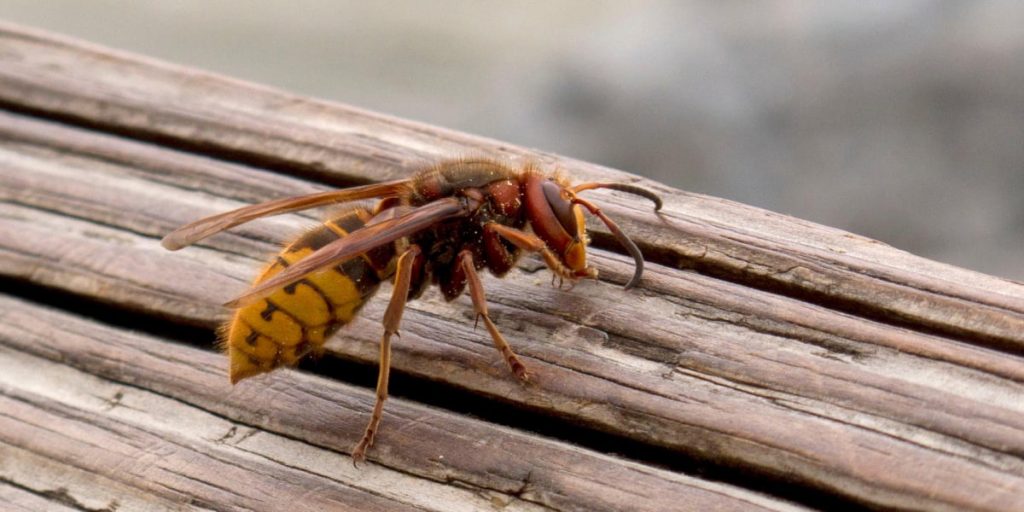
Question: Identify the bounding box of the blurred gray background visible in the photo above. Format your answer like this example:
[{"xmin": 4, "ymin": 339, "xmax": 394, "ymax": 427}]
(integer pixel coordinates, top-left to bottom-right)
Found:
[{"xmin": 1, "ymin": 1, "xmax": 1021, "ymax": 280}]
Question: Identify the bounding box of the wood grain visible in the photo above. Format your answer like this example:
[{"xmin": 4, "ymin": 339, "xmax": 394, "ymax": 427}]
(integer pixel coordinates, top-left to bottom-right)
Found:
[
  {"xmin": 2, "ymin": 108, "xmax": 1024, "ymax": 511},
  {"xmin": 1, "ymin": 21, "xmax": 1022, "ymax": 354},
  {"xmin": 0, "ymin": 296, "xmax": 799, "ymax": 512},
  {"xmin": 1, "ymin": 22, "xmax": 1024, "ymax": 511}
]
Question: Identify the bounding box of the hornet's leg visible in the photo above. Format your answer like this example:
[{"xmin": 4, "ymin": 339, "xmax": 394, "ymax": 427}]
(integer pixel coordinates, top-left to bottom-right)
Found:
[
  {"xmin": 567, "ymin": 194, "xmax": 646, "ymax": 289},
  {"xmin": 485, "ymin": 223, "xmax": 592, "ymax": 287},
  {"xmin": 568, "ymin": 182, "xmax": 660, "ymax": 290},
  {"xmin": 352, "ymin": 244, "xmax": 421, "ymax": 465},
  {"xmin": 459, "ymin": 249, "xmax": 529, "ymax": 382}
]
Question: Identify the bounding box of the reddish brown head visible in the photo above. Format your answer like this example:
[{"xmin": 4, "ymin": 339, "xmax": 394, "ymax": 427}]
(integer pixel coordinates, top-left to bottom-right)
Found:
[
  {"xmin": 524, "ymin": 172, "xmax": 662, "ymax": 289},
  {"xmin": 523, "ymin": 174, "xmax": 595, "ymax": 279}
]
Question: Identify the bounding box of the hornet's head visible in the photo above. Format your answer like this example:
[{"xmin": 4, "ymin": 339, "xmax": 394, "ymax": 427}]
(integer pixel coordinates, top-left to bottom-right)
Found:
[
  {"xmin": 523, "ymin": 173, "xmax": 595, "ymax": 279},
  {"xmin": 523, "ymin": 171, "xmax": 661, "ymax": 289}
]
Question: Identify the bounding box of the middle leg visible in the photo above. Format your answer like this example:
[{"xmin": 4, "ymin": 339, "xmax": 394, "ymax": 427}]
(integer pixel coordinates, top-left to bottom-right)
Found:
[{"xmin": 458, "ymin": 249, "xmax": 529, "ymax": 382}]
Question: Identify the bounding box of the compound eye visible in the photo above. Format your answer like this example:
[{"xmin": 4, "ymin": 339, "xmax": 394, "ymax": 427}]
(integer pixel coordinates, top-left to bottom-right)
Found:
[{"xmin": 542, "ymin": 181, "xmax": 579, "ymax": 236}]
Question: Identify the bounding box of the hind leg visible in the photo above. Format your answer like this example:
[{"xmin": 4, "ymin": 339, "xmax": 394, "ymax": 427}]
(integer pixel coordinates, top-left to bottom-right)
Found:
[{"xmin": 352, "ymin": 244, "xmax": 421, "ymax": 465}]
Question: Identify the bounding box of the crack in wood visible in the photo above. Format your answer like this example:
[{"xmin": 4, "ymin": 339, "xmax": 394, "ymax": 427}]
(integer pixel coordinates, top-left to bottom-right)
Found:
[{"xmin": 0, "ymin": 475, "xmax": 121, "ymax": 512}]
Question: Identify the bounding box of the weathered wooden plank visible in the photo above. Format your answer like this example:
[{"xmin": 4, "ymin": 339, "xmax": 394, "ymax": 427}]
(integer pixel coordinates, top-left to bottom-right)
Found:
[
  {"xmin": 1, "ymin": 21, "xmax": 1022, "ymax": 354},
  {"xmin": 0, "ymin": 443, "xmax": 213, "ymax": 512},
  {"xmin": 0, "ymin": 380, "xmax": 444, "ymax": 512},
  {"xmin": 0, "ymin": 295, "xmax": 799, "ymax": 512},
  {"xmin": 0, "ymin": 477, "xmax": 83, "ymax": 512},
  {"xmin": 3, "ymin": 331, "xmax": 478, "ymax": 512},
  {"xmin": 3, "ymin": 110, "xmax": 1023, "ymax": 386},
  {"xmin": 2, "ymin": 111, "xmax": 1023, "ymax": 510}
]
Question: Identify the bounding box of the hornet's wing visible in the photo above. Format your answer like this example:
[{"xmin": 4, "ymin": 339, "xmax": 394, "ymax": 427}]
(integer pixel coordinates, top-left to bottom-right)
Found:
[{"xmin": 161, "ymin": 180, "xmax": 410, "ymax": 250}]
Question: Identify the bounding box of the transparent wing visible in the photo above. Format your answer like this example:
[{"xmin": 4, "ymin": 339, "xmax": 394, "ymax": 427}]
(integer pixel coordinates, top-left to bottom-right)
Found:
[
  {"xmin": 162, "ymin": 180, "xmax": 410, "ymax": 250},
  {"xmin": 225, "ymin": 197, "xmax": 468, "ymax": 308}
]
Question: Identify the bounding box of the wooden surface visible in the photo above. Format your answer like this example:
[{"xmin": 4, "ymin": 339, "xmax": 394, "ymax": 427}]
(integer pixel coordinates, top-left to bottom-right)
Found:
[{"xmin": 1, "ymin": 21, "xmax": 1024, "ymax": 511}]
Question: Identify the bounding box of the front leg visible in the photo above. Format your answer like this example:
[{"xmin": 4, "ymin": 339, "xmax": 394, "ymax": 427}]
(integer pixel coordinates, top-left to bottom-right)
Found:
[
  {"xmin": 485, "ymin": 223, "xmax": 596, "ymax": 287},
  {"xmin": 459, "ymin": 250, "xmax": 529, "ymax": 381}
]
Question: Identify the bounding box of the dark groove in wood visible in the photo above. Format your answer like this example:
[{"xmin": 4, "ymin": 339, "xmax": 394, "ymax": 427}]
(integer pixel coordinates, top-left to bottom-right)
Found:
[
  {"xmin": 0, "ymin": 279, "xmax": 846, "ymax": 511},
  {"xmin": 638, "ymin": 231, "xmax": 1024, "ymax": 358},
  {"xmin": 0, "ymin": 290, "xmax": 808, "ymax": 512}
]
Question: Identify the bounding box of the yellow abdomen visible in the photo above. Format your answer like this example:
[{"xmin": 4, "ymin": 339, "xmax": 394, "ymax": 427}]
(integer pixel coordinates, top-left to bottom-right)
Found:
[{"xmin": 224, "ymin": 208, "xmax": 393, "ymax": 383}]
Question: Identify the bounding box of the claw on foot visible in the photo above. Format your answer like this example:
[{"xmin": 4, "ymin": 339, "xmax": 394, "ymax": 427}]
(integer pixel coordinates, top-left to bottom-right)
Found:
[{"xmin": 352, "ymin": 434, "xmax": 374, "ymax": 467}]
